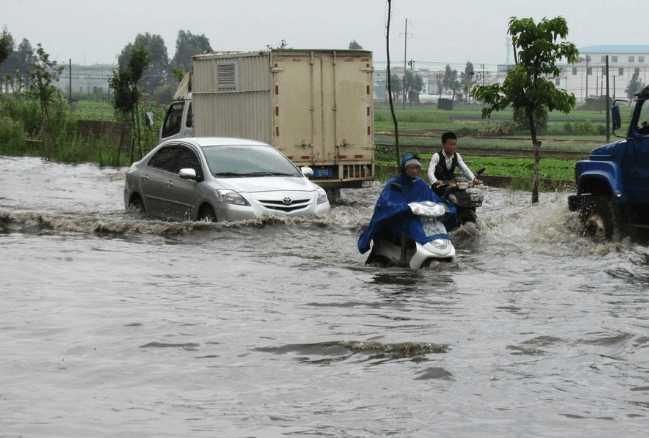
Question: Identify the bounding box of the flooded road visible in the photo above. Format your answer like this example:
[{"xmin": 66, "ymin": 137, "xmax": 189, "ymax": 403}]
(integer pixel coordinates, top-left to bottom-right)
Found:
[{"xmin": 1, "ymin": 156, "xmax": 648, "ymax": 437}]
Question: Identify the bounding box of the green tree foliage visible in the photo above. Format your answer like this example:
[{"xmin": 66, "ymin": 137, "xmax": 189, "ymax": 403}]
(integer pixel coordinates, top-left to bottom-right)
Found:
[
  {"xmin": 461, "ymin": 62, "xmax": 475, "ymax": 102},
  {"xmin": 1, "ymin": 38, "xmax": 37, "ymax": 91},
  {"xmin": 389, "ymin": 73, "xmax": 402, "ymax": 102},
  {"xmin": 110, "ymin": 44, "xmax": 150, "ymax": 163},
  {"xmin": 626, "ymin": 69, "xmax": 644, "ymax": 99},
  {"xmin": 118, "ymin": 33, "xmax": 168, "ymax": 95},
  {"xmin": 403, "ymin": 70, "xmax": 423, "ymax": 104},
  {"xmin": 443, "ymin": 64, "xmax": 461, "ymax": 101},
  {"xmin": 472, "ymin": 16, "xmax": 578, "ymax": 203},
  {"xmin": 171, "ymin": 30, "xmax": 211, "ymax": 72},
  {"xmin": 28, "ymin": 44, "xmax": 63, "ymax": 138},
  {"xmin": 0, "ymin": 27, "xmax": 13, "ymax": 65},
  {"xmin": 348, "ymin": 40, "xmax": 363, "ymax": 50}
]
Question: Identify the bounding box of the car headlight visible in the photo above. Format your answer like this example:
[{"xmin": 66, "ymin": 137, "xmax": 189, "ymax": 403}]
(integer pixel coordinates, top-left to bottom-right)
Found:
[
  {"xmin": 317, "ymin": 190, "xmax": 328, "ymax": 205},
  {"xmin": 217, "ymin": 189, "xmax": 249, "ymax": 206}
]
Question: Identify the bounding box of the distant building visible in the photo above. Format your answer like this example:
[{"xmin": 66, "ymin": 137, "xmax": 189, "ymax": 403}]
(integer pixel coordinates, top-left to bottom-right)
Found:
[
  {"xmin": 562, "ymin": 45, "xmax": 649, "ymax": 102},
  {"xmin": 55, "ymin": 64, "xmax": 114, "ymax": 97}
]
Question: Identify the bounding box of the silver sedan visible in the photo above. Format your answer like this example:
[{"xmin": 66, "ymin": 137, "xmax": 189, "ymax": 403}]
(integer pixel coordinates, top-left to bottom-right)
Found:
[{"xmin": 124, "ymin": 137, "xmax": 330, "ymax": 221}]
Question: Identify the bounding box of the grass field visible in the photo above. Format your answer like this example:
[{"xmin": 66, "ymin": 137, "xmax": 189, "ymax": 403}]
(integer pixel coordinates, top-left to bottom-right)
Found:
[{"xmin": 1, "ymin": 97, "xmax": 619, "ymax": 185}]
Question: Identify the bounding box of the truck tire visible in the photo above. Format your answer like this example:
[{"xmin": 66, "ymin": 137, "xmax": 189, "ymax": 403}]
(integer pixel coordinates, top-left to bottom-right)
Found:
[{"xmin": 580, "ymin": 196, "xmax": 621, "ymax": 240}]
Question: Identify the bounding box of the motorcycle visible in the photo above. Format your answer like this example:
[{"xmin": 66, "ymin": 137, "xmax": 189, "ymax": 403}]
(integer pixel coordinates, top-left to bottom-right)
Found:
[
  {"xmin": 365, "ymin": 201, "xmax": 456, "ymax": 269},
  {"xmin": 434, "ymin": 168, "xmax": 485, "ymax": 225}
]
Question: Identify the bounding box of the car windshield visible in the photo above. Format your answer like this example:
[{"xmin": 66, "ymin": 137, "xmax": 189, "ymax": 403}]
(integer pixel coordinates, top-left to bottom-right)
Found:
[{"xmin": 202, "ymin": 145, "xmax": 302, "ymax": 177}]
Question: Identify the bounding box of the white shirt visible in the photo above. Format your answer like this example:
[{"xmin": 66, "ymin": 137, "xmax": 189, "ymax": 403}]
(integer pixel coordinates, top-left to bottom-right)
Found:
[{"xmin": 427, "ymin": 150, "xmax": 475, "ymax": 185}]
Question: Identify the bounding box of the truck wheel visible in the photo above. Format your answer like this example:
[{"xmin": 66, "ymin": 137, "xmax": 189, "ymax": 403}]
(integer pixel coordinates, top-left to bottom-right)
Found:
[
  {"xmin": 325, "ymin": 188, "xmax": 341, "ymax": 204},
  {"xmin": 580, "ymin": 196, "xmax": 619, "ymax": 240}
]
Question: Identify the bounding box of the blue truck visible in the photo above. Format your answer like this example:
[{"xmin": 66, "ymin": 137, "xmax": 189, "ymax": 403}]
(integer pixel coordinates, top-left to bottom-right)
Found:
[{"xmin": 568, "ymin": 86, "xmax": 649, "ymax": 239}]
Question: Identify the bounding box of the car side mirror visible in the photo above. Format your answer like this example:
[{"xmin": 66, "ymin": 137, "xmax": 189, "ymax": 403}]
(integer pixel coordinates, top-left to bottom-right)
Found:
[
  {"xmin": 179, "ymin": 168, "xmax": 198, "ymax": 180},
  {"xmin": 611, "ymin": 104, "xmax": 622, "ymax": 132},
  {"xmin": 301, "ymin": 166, "xmax": 314, "ymax": 178}
]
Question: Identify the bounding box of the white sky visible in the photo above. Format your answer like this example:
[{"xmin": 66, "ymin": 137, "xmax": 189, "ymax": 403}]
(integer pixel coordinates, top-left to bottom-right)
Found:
[{"xmin": 3, "ymin": 0, "xmax": 648, "ymax": 66}]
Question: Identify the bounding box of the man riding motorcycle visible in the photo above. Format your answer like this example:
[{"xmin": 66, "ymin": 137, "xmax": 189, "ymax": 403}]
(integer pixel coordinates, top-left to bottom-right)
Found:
[
  {"xmin": 427, "ymin": 131, "xmax": 484, "ymax": 225},
  {"xmin": 428, "ymin": 131, "xmax": 481, "ymax": 196}
]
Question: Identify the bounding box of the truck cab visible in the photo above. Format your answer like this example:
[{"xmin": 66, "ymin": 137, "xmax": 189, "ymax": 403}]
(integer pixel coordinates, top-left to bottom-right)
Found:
[
  {"xmin": 160, "ymin": 73, "xmax": 193, "ymax": 141},
  {"xmin": 568, "ymin": 86, "xmax": 649, "ymax": 238}
]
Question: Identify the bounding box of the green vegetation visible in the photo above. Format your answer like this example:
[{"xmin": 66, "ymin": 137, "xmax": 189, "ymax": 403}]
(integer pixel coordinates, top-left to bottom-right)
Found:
[{"xmin": 472, "ymin": 16, "xmax": 579, "ymax": 203}]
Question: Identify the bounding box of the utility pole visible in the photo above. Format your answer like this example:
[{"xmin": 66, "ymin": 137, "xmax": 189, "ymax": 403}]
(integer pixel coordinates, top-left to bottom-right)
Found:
[
  {"xmin": 481, "ymin": 63, "xmax": 485, "ymax": 87},
  {"xmin": 605, "ymin": 55, "xmax": 610, "ymax": 142},
  {"xmin": 68, "ymin": 59, "xmax": 72, "ymax": 103},
  {"xmin": 403, "ymin": 18, "xmax": 408, "ymax": 105},
  {"xmin": 613, "ymin": 75, "xmax": 616, "ymax": 100},
  {"xmin": 585, "ymin": 56, "xmax": 589, "ymax": 100}
]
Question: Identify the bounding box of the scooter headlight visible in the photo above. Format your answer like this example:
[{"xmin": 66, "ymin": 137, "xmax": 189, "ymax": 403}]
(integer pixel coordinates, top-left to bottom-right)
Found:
[
  {"xmin": 317, "ymin": 190, "xmax": 329, "ymax": 205},
  {"xmin": 217, "ymin": 189, "xmax": 249, "ymax": 206}
]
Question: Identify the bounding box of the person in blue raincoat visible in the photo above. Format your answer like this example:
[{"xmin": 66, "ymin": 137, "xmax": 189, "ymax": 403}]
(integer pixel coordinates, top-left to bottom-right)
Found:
[{"xmin": 358, "ymin": 153, "xmax": 457, "ymax": 254}]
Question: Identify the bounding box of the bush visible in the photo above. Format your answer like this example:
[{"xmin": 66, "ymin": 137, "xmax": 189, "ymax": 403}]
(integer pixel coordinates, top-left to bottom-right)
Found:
[
  {"xmin": 562, "ymin": 121, "xmax": 604, "ymax": 135},
  {"xmin": 0, "ymin": 116, "xmax": 26, "ymax": 152},
  {"xmin": 0, "ymin": 94, "xmax": 41, "ymax": 135}
]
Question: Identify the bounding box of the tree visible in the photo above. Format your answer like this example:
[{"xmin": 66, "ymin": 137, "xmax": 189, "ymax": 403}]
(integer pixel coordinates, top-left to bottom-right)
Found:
[
  {"xmin": 443, "ymin": 64, "xmax": 460, "ymax": 101},
  {"xmin": 461, "ymin": 62, "xmax": 475, "ymax": 102},
  {"xmin": 626, "ymin": 69, "xmax": 644, "ymax": 99},
  {"xmin": 0, "ymin": 27, "xmax": 12, "ymax": 65},
  {"xmin": 403, "ymin": 70, "xmax": 423, "ymax": 104},
  {"xmin": 7, "ymin": 38, "xmax": 36, "ymax": 91},
  {"xmin": 110, "ymin": 43, "xmax": 150, "ymax": 163},
  {"xmin": 472, "ymin": 16, "xmax": 578, "ymax": 204},
  {"xmin": 171, "ymin": 30, "xmax": 211, "ymax": 72},
  {"xmin": 389, "ymin": 73, "xmax": 402, "ymax": 102},
  {"xmin": 0, "ymin": 28, "xmax": 14, "ymax": 92},
  {"xmin": 118, "ymin": 33, "xmax": 168, "ymax": 95},
  {"xmin": 29, "ymin": 44, "xmax": 63, "ymax": 138},
  {"xmin": 348, "ymin": 40, "xmax": 363, "ymax": 50}
]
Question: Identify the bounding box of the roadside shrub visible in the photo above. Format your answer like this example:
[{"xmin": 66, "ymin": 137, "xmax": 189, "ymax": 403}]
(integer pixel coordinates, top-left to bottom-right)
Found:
[
  {"xmin": 478, "ymin": 122, "xmax": 514, "ymax": 137},
  {"xmin": 0, "ymin": 94, "xmax": 41, "ymax": 135},
  {"xmin": 562, "ymin": 121, "xmax": 604, "ymax": 135},
  {"xmin": 0, "ymin": 116, "xmax": 26, "ymax": 152}
]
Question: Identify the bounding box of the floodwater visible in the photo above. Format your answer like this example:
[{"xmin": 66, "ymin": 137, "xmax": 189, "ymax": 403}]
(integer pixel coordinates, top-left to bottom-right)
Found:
[{"xmin": 1, "ymin": 155, "xmax": 648, "ymax": 437}]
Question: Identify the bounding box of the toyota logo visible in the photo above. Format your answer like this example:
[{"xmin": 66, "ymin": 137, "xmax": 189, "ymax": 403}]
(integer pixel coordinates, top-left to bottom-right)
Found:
[{"xmin": 282, "ymin": 197, "xmax": 293, "ymax": 206}]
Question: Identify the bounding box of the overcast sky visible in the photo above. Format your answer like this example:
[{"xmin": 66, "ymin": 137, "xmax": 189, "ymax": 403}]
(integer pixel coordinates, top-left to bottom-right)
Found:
[{"xmin": 3, "ymin": 0, "xmax": 648, "ymax": 67}]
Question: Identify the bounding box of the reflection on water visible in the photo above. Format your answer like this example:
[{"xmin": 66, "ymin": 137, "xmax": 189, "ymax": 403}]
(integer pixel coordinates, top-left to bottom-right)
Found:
[{"xmin": 1, "ymin": 156, "xmax": 648, "ymax": 437}]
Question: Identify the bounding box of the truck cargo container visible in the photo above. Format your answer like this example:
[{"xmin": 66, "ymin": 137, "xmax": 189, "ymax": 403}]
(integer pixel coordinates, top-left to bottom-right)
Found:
[{"xmin": 160, "ymin": 49, "xmax": 375, "ymax": 195}]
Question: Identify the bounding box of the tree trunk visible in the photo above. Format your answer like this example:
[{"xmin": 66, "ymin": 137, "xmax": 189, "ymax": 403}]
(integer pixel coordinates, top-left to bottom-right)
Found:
[
  {"xmin": 528, "ymin": 109, "xmax": 541, "ymax": 204},
  {"xmin": 385, "ymin": 0, "xmax": 400, "ymax": 167}
]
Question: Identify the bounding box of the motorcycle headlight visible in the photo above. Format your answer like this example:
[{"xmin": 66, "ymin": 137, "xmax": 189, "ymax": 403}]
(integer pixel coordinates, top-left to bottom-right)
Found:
[
  {"xmin": 317, "ymin": 190, "xmax": 329, "ymax": 205},
  {"xmin": 217, "ymin": 189, "xmax": 249, "ymax": 206}
]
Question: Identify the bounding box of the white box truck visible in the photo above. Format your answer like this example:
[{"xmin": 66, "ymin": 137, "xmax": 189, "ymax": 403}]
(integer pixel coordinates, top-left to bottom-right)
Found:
[{"xmin": 160, "ymin": 49, "xmax": 375, "ymax": 196}]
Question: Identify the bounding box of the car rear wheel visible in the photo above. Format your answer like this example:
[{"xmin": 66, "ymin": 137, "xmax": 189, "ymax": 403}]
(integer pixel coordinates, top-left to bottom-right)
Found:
[{"xmin": 197, "ymin": 204, "xmax": 217, "ymax": 222}]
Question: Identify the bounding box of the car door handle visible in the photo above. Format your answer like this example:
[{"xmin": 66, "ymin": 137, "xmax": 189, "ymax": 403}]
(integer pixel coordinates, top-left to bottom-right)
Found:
[
  {"xmin": 167, "ymin": 180, "xmax": 175, "ymax": 187},
  {"xmin": 142, "ymin": 175, "xmax": 150, "ymax": 181}
]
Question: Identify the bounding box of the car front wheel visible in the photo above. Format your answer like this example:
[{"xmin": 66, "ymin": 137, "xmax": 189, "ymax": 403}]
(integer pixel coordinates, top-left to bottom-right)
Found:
[{"xmin": 197, "ymin": 204, "xmax": 217, "ymax": 222}]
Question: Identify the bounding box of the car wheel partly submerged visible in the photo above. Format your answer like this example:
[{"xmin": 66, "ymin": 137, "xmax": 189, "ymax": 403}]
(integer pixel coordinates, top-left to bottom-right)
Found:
[
  {"xmin": 128, "ymin": 195, "xmax": 145, "ymax": 215},
  {"xmin": 197, "ymin": 204, "xmax": 217, "ymax": 222}
]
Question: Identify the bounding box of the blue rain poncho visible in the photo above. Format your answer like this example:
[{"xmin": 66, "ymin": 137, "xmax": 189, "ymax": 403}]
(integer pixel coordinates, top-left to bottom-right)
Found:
[{"xmin": 357, "ymin": 155, "xmax": 457, "ymax": 254}]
